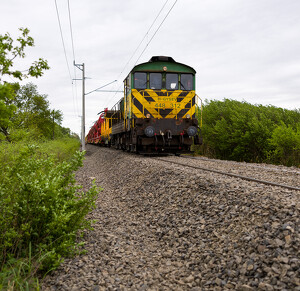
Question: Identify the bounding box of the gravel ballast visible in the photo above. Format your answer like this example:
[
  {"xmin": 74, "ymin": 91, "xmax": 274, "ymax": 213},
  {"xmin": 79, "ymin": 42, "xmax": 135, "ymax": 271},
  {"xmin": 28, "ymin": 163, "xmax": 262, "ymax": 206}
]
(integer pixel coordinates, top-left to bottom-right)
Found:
[{"xmin": 42, "ymin": 145, "xmax": 300, "ymax": 290}]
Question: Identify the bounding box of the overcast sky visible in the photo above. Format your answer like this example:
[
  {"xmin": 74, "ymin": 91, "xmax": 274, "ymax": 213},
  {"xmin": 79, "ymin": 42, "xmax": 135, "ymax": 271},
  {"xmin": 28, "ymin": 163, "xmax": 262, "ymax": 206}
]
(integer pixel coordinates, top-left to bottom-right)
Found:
[{"xmin": 1, "ymin": 0, "xmax": 300, "ymax": 135}]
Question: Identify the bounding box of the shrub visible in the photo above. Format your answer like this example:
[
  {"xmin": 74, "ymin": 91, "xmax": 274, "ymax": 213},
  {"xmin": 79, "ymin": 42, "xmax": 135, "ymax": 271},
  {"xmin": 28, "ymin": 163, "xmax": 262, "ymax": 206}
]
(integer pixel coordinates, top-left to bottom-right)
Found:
[
  {"xmin": 267, "ymin": 123, "xmax": 300, "ymax": 166},
  {"xmin": 38, "ymin": 137, "xmax": 81, "ymax": 162},
  {"xmin": 0, "ymin": 144, "xmax": 99, "ymax": 289},
  {"xmin": 196, "ymin": 99, "xmax": 300, "ymax": 166}
]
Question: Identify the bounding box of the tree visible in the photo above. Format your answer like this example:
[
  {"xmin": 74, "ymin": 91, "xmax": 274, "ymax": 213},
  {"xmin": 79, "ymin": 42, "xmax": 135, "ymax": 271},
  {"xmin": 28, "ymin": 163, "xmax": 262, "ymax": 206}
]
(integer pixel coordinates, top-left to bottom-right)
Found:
[
  {"xmin": 197, "ymin": 99, "xmax": 300, "ymax": 166},
  {"xmin": 0, "ymin": 28, "xmax": 49, "ymax": 140},
  {"xmin": 0, "ymin": 82, "xmax": 18, "ymax": 141},
  {"xmin": 12, "ymin": 83, "xmax": 63, "ymax": 139}
]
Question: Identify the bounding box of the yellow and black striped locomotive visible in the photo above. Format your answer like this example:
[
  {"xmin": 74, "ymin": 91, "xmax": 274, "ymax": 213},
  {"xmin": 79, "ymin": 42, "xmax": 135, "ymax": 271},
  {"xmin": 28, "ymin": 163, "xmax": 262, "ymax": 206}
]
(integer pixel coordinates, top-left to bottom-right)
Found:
[{"xmin": 87, "ymin": 56, "xmax": 202, "ymax": 154}]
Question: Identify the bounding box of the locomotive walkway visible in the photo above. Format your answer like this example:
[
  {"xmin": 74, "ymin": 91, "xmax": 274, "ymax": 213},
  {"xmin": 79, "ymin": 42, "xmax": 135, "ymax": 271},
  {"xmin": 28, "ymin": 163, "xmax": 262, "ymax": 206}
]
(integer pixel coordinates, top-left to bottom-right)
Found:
[{"xmin": 42, "ymin": 145, "xmax": 299, "ymax": 290}]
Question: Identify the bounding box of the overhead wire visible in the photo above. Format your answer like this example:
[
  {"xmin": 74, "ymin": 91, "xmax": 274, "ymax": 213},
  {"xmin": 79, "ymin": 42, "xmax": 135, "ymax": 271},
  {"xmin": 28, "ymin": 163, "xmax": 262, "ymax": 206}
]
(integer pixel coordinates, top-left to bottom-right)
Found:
[
  {"xmin": 67, "ymin": 0, "xmax": 76, "ymax": 62},
  {"xmin": 133, "ymin": 0, "xmax": 178, "ymax": 66},
  {"xmin": 116, "ymin": 0, "xmax": 169, "ymax": 80},
  {"xmin": 54, "ymin": 0, "xmax": 73, "ymax": 82},
  {"xmin": 107, "ymin": 0, "xmax": 176, "ymax": 108},
  {"xmin": 54, "ymin": 0, "xmax": 80, "ymax": 121},
  {"xmin": 67, "ymin": 0, "xmax": 80, "ymax": 116}
]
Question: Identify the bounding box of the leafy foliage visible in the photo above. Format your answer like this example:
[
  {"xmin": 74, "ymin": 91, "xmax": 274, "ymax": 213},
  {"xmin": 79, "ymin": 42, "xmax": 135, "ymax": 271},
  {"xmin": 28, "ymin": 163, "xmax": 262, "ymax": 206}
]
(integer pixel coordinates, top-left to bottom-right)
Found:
[
  {"xmin": 11, "ymin": 83, "xmax": 65, "ymax": 140},
  {"xmin": 197, "ymin": 99, "xmax": 300, "ymax": 166},
  {"xmin": 0, "ymin": 82, "xmax": 19, "ymax": 141},
  {"xmin": 268, "ymin": 123, "xmax": 300, "ymax": 166},
  {"xmin": 0, "ymin": 28, "xmax": 49, "ymax": 141},
  {"xmin": 0, "ymin": 28, "xmax": 49, "ymax": 80},
  {"xmin": 0, "ymin": 143, "xmax": 99, "ymax": 289},
  {"xmin": 0, "ymin": 28, "xmax": 94, "ymax": 290}
]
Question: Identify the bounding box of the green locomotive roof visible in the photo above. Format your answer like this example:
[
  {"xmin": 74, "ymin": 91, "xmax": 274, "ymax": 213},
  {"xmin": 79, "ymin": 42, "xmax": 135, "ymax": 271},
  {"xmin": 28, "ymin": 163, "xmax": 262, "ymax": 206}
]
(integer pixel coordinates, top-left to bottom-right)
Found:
[{"xmin": 130, "ymin": 56, "xmax": 196, "ymax": 74}]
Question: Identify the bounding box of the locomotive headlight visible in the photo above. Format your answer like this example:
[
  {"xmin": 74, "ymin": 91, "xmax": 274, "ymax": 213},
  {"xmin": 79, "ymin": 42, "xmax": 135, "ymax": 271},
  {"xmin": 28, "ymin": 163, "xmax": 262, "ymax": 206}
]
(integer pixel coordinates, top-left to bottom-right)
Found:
[
  {"xmin": 187, "ymin": 126, "xmax": 197, "ymax": 136},
  {"xmin": 186, "ymin": 114, "xmax": 191, "ymax": 119},
  {"xmin": 144, "ymin": 126, "xmax": 155, "ymax": 137},
  {"xmin": 146, "ymin": 113, "xmax": 151, "ymax": 118}
]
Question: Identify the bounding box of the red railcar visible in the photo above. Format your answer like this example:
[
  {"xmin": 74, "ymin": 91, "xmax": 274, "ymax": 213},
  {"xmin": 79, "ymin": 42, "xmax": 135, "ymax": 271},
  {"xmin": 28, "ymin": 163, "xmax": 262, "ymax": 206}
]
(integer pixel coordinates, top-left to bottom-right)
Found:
[{"xmin": 86, "ymin": 109, "xmax": 107, "ymax": 144}]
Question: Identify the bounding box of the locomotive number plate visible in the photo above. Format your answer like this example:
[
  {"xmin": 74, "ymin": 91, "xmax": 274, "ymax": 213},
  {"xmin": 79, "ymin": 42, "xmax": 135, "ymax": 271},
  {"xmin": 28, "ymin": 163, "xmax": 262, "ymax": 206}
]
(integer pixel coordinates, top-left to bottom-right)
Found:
[{"xmin": 153, "ymin": 102, "xmax": 180, "ymax": 109}]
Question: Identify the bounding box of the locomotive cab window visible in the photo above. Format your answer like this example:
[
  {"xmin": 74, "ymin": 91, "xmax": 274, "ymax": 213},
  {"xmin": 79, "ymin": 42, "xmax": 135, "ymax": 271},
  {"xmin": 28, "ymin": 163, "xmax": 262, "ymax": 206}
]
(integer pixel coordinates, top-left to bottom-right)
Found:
[
  {"xmin": 166, "ymin": 73, "xmax": 178, "ymax": 90},
  {"xmin": 180, "ymin": 74, "xmax": 193, "ymax": 91},
  {"xmin": 150, "ymin": 73, "xmax": 162, "ymax": 89},
  {"xmin": 134, "ymin": 72, "xmax": 147, "ymax": 89}
]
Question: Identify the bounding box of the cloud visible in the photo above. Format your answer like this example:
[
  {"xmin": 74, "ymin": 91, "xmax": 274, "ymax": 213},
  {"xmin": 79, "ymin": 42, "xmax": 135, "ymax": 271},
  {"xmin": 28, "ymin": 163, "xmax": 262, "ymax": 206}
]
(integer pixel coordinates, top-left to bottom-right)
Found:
[{"xmin": 1, "ymin": 0, "xmax": 299, "ymax": 135}]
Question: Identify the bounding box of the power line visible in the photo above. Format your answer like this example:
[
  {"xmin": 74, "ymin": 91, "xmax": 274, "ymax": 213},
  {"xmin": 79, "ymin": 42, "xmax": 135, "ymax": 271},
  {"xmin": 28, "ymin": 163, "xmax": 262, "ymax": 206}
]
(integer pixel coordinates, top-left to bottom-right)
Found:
[
  {"xmin": 67, "ymin": 0, "xmax": 80, "ymax": 116},
  {"xmin": 116, "ymin": 0, "xmax": 169, "ymax": 80},
  {"xmin": 67, "ymin": 0, "xmax": 76, "ymax": 62},
  {"xmin": 107, "ymin": 0, "xmax": 172, "ymax": 108},
  {"xmin": 107, "ymin": 0, "xmax": 178, "ymax": 108},
  {"xmin": 134, "ymin": 0, "xmax": 178, "ymax": 66},
  {"xmin": 54, "ymin": 0, "xmax": 73, "ymax": 81},
  {"xmin": 54, "ymin": 0, "xmax": 80, "ymax": 119}
]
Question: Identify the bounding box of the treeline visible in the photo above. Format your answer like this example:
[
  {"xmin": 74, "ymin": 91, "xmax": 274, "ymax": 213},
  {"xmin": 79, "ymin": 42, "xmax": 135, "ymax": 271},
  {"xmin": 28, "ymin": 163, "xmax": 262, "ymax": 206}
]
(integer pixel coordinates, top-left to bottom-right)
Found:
[
  {"xmin": 0, "ymin": 28, "xmax": 97, "ymax": 290},
  {"xmin": 0, "ymin": 28, "xmax": 76, "ymax": 143},
  {"xmin": 197, "ymin": 99, "xmax": 300, "ymax": 167},
  {"xmin": 0, "ymin": 82, "xmax": 76, "ymax": 142}
]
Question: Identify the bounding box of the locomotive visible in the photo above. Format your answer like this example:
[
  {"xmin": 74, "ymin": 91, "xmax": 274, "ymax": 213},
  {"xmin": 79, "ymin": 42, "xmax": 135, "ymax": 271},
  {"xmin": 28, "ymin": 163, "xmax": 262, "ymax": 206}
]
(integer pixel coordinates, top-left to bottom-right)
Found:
[{"xmin": 86, "ymin": 56, "xmax": 202, "ymax": 154}]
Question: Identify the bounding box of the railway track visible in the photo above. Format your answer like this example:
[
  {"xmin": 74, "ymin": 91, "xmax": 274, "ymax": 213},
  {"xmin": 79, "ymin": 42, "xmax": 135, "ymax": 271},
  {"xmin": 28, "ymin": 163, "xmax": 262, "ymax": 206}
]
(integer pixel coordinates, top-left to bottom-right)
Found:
[
  {"xmin": 43, "ymin": 145, "xmax": 299, "ymax": 290},
  {"xmin": 154, "ymin": 156, "xmax": 300, "ymax": 192},
  {"xmin": 181, "ymin": 155, "xmax": 300, "ymax": 174}
]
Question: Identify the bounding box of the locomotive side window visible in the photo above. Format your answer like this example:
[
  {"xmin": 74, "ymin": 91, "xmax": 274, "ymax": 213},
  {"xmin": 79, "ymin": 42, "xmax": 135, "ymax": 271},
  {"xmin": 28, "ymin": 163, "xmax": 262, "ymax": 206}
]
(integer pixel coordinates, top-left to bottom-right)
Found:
[
  {"xmin": 180, "ymin": 74, "xmax": 193, "ymax": 90},
  {"xmin": 166, "ymin": 73, "xmax": 178, "ymax": 90},
  {"xmin": 134, "ymin": 72, "xmax": 147, "ymax": 89},
  {"xmin": 150, "ymin": 73, "xmax": 162, "ymax": 89}
]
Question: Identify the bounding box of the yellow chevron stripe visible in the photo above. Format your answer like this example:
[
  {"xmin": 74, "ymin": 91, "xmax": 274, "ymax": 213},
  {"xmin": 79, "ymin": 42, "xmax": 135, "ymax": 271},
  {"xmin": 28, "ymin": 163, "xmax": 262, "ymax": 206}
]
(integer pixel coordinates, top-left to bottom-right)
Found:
[
  {"xmin": 166, "ymin": 91, "xmax": 195, "ymax": 118},
  {"xmin": 132, "ymin": 90, "xmax": 161, "ymax": 118},
  {"xmin": 144, "ymin": 89, "xmax": 159, "ymax": 98},
  {"xmin": 131, "ymin": 103, "xmax": 144, "ymax": 118},
  {"xmin": 168, "ymin": 90, "xmax": 183, "ymax": 99},
  {"xmin": 182, "ymin": 105, "xmax": 195, "ymax": 118},
  {"xmin": 131, "ymin": 89, "xmax": 196, "ymax": 119}
]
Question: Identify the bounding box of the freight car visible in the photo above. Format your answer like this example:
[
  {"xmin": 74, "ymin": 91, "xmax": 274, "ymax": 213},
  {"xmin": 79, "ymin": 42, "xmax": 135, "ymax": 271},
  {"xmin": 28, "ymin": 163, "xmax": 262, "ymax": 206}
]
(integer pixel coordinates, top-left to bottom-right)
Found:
[{"xmin": 86, "ymin": 56, "xmax": 202, "ymax": 154}]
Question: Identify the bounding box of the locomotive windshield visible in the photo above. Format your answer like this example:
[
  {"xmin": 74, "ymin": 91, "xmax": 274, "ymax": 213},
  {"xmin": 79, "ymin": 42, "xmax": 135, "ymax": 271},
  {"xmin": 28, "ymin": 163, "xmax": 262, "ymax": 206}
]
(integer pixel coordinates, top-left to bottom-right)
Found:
[
  {"xmin": 134, "ymin": 72, "xmax": 147, "ymax": 89},
  {"xmin": 180, "ymin": 74, "xmax": 193, "ymax": 90},
  {"xmin": 134, "ymin": 72, "xmax": 193, "ymax": 90},
  {"xmin": 150, "ymin": 73, "xmax": 162, "ymax": 89},
  {"xmin": 166, "ymin": 73, "xmax": 178, "ymax": 90}
]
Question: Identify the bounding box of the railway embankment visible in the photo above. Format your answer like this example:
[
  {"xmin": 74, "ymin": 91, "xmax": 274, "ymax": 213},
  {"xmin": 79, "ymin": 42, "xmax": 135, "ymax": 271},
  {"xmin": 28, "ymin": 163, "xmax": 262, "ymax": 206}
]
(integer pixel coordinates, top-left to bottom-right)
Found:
[{"xmin": 42, "ymin": 144, "xmax": 299, "ymax": 290}]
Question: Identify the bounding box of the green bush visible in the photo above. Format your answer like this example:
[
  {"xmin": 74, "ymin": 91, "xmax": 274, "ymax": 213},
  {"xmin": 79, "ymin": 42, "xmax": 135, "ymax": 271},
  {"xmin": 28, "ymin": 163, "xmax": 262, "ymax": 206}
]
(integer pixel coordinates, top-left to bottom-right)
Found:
[
  {"xmin": 196, "ymin": 99, "xmax": 300, "ymax": 166},
  {"xmin": 38, "ymin": 137, "xmax": 81, "ymax": 162},
  {"xmin": 0, "ymin": 144, "xmax": 99, "ymax": 290},
  {"xmin": 0, "ymin": 137, "xmax": 80, "ymax": 166},
  {"xmin": 267, "ymin": 123, "xmax": 300, "ymax": 166}
]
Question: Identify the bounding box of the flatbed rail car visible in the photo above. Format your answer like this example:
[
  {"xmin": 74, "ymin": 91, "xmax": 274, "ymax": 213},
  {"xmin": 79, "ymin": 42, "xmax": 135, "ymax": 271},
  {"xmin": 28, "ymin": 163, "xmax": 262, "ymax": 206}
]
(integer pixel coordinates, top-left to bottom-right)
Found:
[
  {"xmin": 86, "ymin": 111, "xmax": 104, "ymax": 144},
  {"xmin": 87, "ymin": 56, "xmax": 202, "ymax": 154}
]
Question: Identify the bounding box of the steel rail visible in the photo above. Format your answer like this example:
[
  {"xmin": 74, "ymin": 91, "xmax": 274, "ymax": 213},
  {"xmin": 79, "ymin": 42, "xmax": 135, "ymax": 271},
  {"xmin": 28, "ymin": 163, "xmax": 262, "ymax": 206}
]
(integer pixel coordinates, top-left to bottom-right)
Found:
[
  {"xmin": 155, "ymin": 158, "xmax": 300, "ymax": 191},
  {"xmin": 180, "ymin": 155, "xmax": 300, "ymax": 175}
]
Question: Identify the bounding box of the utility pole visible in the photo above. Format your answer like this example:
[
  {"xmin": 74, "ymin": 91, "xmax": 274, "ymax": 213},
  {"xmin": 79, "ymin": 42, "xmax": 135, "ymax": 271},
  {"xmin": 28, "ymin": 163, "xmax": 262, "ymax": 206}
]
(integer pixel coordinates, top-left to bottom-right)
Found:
[
  {"xmin": 52, "ymin": 110, "xmax": 55, "ymax": 140},
  {"xmin": 74, "ymin": 62, "xmax": 86, "ymax": 151}
]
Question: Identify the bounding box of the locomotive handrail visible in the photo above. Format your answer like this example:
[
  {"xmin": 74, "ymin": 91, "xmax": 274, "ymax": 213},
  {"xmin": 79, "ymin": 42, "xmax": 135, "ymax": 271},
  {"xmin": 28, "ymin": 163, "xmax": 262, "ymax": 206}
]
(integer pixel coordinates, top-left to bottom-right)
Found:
[{"xmin": 195, "ymin": 94, "xmax": 203, "ymax": 128}]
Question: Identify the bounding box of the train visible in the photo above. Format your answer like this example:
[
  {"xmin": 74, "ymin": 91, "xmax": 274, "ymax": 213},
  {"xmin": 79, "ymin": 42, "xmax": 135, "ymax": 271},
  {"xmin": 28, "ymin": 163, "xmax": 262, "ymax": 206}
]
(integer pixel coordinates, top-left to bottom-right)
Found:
[{"xmin": 86, "ymin": 56, "xmax": 202, "ymax": 154}]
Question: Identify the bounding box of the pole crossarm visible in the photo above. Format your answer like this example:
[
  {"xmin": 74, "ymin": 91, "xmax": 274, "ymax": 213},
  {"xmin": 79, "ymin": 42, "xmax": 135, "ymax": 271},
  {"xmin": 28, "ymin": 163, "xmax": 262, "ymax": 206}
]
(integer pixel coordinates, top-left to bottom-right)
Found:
[
  {"xmin": 74, "ymin": 62, "xmax": 83, "ymax": 71},
  {"xmin": 95, "ymin": 90, "xmax": 123, "ymax": 93}
]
